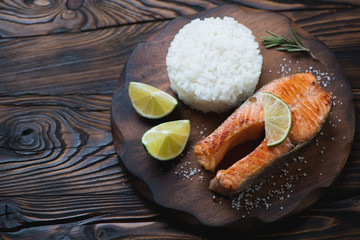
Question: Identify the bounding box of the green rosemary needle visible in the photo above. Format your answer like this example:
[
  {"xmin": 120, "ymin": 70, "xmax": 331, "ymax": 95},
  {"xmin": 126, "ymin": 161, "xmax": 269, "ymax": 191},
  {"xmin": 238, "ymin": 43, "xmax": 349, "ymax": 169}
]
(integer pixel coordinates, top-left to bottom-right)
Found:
[{"xmin": 261, "ymin": 27, "xmax": 317, "ymax": 60}]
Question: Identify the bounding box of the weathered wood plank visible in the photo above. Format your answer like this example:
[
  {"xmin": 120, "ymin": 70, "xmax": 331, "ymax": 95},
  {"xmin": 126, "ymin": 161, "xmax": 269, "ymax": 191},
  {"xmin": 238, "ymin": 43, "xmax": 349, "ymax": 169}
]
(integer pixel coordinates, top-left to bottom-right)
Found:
[
  {"xmin": 0, "ymin": 0, "xmax": 221, "ymax": 37},
  {"xmin": 1, "ymin": 0, "xmax": 358, "ymax": 38},
  {"xmin": 280, "ymin": 8, "xmax": 360, "ymax": 88},
  {"xmin": 0, "ymin": 22, "xmax": 166, "ymax": 96},
  {"xmin": 0, "ymin": 84, "xmax": 357, "ymax": 232},
  {"xmin": 1, "ymin": 8, "xmax": 359, "ymax": 95},
  {"xmin": 0, "ymin": 195, "xmax": 358, "ymax": 239},
  {"xmin": 239, "ymin": 0, "xmax": 358, "ymax": 11},
  {"xmin": 0, "ymin": 92, "xmax": 357, "ymax": 232},
  {"xmin": 0, "ymin": 94, "xmax": 158, "ymax": 231},
  {"xmin": 0, "ymin": 217, "xmax": 202, "ymax": 240},
  {"xmin": 0, "ymin": 194, "xmax": 157, "ymax": 231},
  {"xmin": 0, "ymin": 1, "xmax": 359, "ymax": 239},
  {"xmin": 0, "ymin": 95, "xmax": 131, "ymax": 195}
]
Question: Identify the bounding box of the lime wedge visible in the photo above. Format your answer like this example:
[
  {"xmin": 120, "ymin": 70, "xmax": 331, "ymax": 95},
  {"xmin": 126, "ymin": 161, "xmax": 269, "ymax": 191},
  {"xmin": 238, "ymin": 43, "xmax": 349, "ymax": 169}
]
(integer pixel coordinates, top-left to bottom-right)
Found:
[
  {"xmin": 262, "ymin": 92, "xmax": 292, "ymax": 147},
  {"xmin": 128, "ymin": 82, "xmax": 178, "ymax": 119},
  {"xmin": 141, "ymin": 120, "xmax": 190, "ymax": 161}
]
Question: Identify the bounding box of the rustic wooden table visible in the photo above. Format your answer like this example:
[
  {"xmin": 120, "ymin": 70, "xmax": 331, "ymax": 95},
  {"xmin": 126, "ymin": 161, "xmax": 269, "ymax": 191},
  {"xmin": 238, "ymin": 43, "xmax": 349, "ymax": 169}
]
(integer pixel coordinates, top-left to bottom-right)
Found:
[{"xmin": 0, "ymin": 0, "xmax": 359, "ymax": 239}]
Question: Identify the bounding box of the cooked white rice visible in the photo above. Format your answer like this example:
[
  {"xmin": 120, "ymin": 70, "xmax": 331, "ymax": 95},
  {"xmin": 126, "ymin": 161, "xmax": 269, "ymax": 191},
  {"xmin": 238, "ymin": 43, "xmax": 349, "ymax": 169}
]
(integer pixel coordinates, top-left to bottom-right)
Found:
[{"xmin": 166, "ymin": 17, "xmax": 263, "ymax": 113}]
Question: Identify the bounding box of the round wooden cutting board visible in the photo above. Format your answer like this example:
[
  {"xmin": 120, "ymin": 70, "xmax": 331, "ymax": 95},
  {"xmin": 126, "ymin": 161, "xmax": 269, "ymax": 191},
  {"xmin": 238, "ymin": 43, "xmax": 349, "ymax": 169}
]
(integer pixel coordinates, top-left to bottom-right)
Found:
[{"xmin": 111, "ymin": 5, "xmax": 354, "ymax": 229}]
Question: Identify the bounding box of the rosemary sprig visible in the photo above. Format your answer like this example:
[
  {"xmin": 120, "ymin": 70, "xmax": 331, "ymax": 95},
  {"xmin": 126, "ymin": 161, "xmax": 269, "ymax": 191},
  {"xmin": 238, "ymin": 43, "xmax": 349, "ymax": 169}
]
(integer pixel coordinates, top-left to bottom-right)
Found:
[{"xmin": 261, "ymin": 27, "xmax": 318, "ymax": 60}]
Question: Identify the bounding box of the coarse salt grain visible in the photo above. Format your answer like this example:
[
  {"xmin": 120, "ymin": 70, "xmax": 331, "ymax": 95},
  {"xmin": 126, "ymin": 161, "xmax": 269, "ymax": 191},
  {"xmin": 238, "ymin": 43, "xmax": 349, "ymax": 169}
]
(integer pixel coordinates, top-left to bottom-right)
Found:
[{"xmin": 212, "ymin": 57, "xmax": 346, "ymax": 217}]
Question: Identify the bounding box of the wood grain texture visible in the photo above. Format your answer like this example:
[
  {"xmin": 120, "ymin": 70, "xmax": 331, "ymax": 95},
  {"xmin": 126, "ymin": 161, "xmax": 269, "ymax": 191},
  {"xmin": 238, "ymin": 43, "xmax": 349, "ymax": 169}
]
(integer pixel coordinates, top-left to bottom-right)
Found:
[
  {"xmin": 0, "ymin": 95, "xmax": 123, "ymax": 195},
  {"xmin": 0, "ymin": 0, "xmax": 221, "ymax": 37},
  {"xmin": 280, "ymin": 8, "xmax": 360, "ymax": 88},
  {"xmin": 238, "ymin": 0, "xmax": 359, "ymax": 11},
  {"xmin": 0, "ymin": 0, "xmax": 359, "ymax": 239},
  {"xmin": 1, "ymin": 0, "xmax": 358, "ymax": 38},
  {"xmin": 0, "ymin": 195, "xmax": 359, "ymax": 239},
  {"xmin": 0, "ymin": 22, "xmax": 165, "ymax": 96},
  {"xmin": 0, "ymin": 195, "xmax": 156, "ymax": 230},
  {"xmin": 1, "ymin": 5, "xmax": 359, "ymax": 92},
  {"xmin": 0, "ymin": 94, "xmax": 156, "ymax": 231}
]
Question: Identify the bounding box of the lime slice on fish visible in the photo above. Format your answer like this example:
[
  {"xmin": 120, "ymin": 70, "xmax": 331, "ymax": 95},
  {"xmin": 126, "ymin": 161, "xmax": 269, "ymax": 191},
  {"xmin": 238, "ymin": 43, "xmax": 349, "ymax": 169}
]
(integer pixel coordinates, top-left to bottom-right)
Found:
[
  {"xmin": 262, "ymin": 92, "xmax": 292, "ymax": 147},
  {"xmin": 141, "ymin": 120, "xmax": 191, "ymax": 161},
  {"xmin": 128, "ymin": 82, "xmax": 178, "ymax": 119}
]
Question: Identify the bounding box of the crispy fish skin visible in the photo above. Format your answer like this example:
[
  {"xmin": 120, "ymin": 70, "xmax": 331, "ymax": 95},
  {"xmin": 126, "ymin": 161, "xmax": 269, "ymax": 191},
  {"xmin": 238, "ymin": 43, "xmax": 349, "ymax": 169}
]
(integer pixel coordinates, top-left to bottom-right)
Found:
[
  {"xmin": 210, "ymin": 138, "xmax": 293, "ymax": 195},
  {"xmin": 194, "ymin": 73, "xmax": 333, "ymax": 195},
  {"xmin": 195, "ymin": 97, "xmax": 264, "ymax": 172}
]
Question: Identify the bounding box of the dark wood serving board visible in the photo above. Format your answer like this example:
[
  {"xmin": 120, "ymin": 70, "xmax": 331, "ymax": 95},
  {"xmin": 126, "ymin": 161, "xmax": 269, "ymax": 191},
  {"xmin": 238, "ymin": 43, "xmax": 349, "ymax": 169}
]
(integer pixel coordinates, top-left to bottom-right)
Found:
[{"xmin": 111, "ymin": 5, "xmax": 354, "ymax": 229}]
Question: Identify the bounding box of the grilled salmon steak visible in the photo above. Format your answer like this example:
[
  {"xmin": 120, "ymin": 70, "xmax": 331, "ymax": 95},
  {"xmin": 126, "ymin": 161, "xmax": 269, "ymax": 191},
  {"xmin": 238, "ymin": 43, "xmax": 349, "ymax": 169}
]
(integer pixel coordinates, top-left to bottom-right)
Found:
[{"xmin": 194, "ymin": 73, "xmax": 333, "ymax": 195}]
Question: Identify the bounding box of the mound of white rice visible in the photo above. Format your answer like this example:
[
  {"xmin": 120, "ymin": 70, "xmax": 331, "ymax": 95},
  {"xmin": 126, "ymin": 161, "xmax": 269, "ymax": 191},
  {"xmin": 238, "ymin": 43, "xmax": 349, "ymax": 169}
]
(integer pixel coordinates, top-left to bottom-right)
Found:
[{"xmin": 166, "ymin": 17, "xmax": 263, "ymax": 113}]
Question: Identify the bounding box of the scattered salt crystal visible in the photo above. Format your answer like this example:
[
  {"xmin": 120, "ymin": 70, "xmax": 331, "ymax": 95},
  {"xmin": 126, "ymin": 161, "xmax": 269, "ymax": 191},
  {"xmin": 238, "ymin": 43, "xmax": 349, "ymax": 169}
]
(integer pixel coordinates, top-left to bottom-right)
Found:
[
  {"xmin": 226, "ymin": 64, "xmax": 344, "ymax": 211},
  {"xmin": 175, "ymin": 159, "xmax": 203, "ymax": 182}
]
